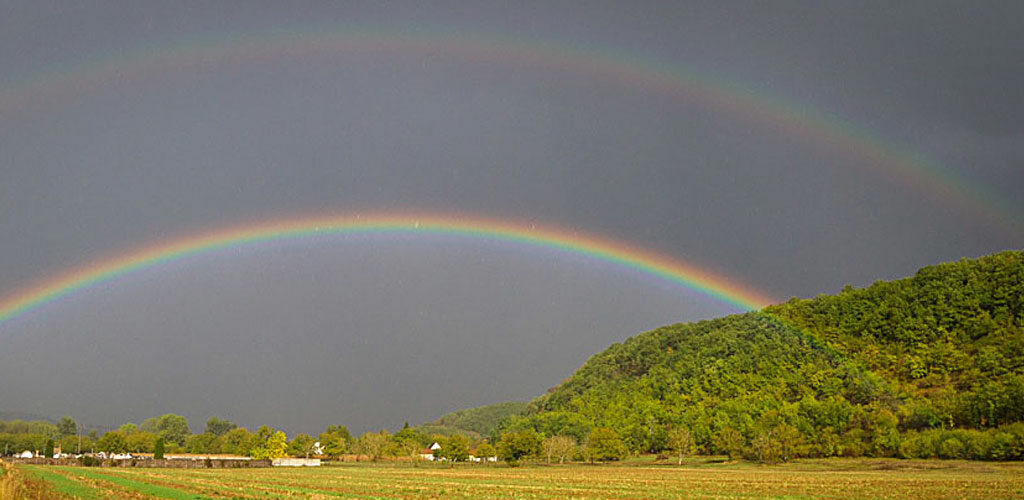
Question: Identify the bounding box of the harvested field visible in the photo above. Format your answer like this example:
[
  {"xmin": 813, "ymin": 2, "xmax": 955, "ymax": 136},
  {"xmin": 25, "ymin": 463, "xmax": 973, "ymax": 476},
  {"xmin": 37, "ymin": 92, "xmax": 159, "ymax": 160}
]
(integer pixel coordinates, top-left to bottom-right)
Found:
[{"xmin": 8, "ymin": 458, "xmax": 1024, "ymax": 499}]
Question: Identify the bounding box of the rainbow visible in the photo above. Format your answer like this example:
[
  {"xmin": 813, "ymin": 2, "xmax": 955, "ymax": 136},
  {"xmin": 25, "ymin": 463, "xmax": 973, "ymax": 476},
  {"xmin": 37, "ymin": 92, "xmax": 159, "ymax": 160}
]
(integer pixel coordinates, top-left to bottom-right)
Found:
[
  {"xmin": 0, "ymin": 213, "xmax": 775, "ymax": 328},
  {"xmin": 1, "ymin": 27, "xmax": 1019, "ymax": 235}
]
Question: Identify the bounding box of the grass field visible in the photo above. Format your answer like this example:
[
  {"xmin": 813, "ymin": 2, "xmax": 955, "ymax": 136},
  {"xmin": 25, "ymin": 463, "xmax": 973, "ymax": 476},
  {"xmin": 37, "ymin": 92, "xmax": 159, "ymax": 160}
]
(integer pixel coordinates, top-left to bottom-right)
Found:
[{"xmin": 6, "ymin": 458, "xmax": 1024, "ymax": 499}]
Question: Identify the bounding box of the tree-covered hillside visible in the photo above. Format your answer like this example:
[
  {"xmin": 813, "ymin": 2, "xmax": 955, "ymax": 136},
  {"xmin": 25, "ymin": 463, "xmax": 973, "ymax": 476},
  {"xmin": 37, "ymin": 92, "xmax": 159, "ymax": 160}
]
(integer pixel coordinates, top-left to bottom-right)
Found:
[
  {"xmin": 416, "ymin": 401, "xmax": 527, "ymax": 438},
  {"xmin": 497, "ymin": 250, "xmax": 1024, "ymax": 460}
]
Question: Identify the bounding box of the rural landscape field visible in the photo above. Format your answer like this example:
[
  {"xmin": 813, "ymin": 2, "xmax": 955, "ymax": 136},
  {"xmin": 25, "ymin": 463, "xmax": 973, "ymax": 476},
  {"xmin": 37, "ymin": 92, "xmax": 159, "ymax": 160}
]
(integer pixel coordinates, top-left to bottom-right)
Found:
[{"xmin": 5, "ymin": 459, "xmax": 1024, "ymax": 500}]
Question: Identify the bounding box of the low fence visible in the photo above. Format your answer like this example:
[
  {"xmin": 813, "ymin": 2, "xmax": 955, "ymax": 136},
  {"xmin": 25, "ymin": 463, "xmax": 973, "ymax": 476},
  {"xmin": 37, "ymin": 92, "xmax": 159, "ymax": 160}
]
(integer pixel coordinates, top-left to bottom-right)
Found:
[{"xmin": 6, "ymin": 457, "xmax": 272, "ymax": 468}]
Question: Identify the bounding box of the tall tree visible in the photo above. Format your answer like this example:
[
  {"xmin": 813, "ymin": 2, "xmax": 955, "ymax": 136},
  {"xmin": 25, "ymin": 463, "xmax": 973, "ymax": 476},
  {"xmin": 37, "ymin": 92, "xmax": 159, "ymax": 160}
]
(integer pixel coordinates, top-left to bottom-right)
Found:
[
  {"xmin": 56, "ymin": 416, "xmax": 77, "ymax": 438},
  {"xmin": 437, "ymin": 434, "xmax": 470, "ymax": 462},
  {"xmin": 544, "ymin": 435, "xmax": 577, "ymax": 464},
  {"xmin": 355, "ymin": 430, "xmax": 392, "ymax": 462},
  {"xmin": 153, "ymin": 437, "xmax": 165, "ymax": 459},
  {"xmin": 585, "ymin": 427, "xmax": 627, "ymax": 462},
  {"xmin": 205, "ymin": 417, "xmax": 237, "ymax": 437},
  {"xmin": 666, "ymin": 426, "xmax": 695, "ymax": 465},
  {"xmin": 287, "ymin": 433, "xmax": 316, "ymax": 458}
]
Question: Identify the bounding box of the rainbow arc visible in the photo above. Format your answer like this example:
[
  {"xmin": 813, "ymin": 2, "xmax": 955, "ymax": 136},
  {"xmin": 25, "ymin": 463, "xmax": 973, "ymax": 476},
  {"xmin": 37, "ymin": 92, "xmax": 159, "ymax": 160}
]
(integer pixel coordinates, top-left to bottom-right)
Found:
[{"xmin": 0, "ymin": 213, "xmax": 774, "ymax": 327}]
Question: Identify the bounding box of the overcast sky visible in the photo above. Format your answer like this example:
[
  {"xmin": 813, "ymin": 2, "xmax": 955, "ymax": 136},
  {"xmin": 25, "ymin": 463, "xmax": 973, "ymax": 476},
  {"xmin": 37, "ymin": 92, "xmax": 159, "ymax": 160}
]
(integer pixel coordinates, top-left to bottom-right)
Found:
[{"xmin": 1, "ymin": 1, "xmax": 1021, "ymax": 435}]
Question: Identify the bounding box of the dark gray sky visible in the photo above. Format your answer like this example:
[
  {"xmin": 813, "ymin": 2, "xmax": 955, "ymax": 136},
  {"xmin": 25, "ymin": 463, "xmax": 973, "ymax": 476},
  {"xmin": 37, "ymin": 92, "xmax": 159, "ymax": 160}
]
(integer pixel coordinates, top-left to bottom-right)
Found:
[{"xmin": 1, "ymin": 1, "xmax": 1021, "ymax": 436}]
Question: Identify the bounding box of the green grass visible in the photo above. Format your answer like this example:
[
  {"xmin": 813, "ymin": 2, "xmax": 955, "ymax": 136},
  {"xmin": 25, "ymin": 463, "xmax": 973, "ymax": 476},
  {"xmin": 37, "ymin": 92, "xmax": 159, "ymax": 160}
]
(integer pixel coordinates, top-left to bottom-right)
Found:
[
  {"xmin": 20, "ymin": 465, "xmax": 101, "ymax": 499},
  {"xmin": 60, "ymin": 467, "xmax": 212, "ymax": 499}
]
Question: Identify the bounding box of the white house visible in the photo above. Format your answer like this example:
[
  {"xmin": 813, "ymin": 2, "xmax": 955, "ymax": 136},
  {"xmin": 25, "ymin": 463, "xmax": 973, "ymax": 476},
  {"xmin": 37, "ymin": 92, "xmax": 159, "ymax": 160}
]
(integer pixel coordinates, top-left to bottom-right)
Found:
[{"xmin": 17, "ymin": 450, "xmax": 34, "ymax": 458}]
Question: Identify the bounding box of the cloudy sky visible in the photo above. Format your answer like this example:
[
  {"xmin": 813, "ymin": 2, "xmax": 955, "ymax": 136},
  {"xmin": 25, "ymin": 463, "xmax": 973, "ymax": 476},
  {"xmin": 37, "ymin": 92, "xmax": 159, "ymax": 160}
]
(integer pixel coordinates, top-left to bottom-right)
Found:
[{"xmin": 1, "ymin": 1, "xmax": 1021, "ymax": 435}]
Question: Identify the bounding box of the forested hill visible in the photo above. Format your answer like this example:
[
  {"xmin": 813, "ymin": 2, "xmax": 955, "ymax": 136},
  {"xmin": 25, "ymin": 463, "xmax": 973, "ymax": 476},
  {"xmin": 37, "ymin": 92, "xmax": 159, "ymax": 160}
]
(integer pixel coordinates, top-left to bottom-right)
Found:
[
  {"xmin": 414, "ymin": 401, "xmax": 527, "ymax": 438},
  {"xmin": 496, "ymin": 249, "xmax": 1024, "ymax": 459}
]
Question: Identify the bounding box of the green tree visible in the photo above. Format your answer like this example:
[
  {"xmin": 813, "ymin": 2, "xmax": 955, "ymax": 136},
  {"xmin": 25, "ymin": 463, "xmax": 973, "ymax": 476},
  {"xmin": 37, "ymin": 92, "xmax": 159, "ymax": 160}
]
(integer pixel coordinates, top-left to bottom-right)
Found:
[
  {"xmin": 125, "ymin": 431, "xmax": 157, "ymax": 453},
  {"xmin": 773, "ymin": 423, "xmax": 804, "ymax": 463},
  {"xmin": 57, "ymin": 416, "xmax": 77, "ymax": 438},
  {"xmin": 205, "ymin": 417, "xmax": 237, "ymax": 437},
  {"xmin": 667, "ymin": 426, "xmax": 695, "ymax": 465},
  {"xmin": 251, "ymin": 431, "xmax": 288, "ymax": 459},
  {"xmin": 585, "ymin": 427, "xmax": 627, "ymax": 462},
  {"xmin": 436, "ymin": 434, "xmax": 470, "ymax": 462},
  {"xmin": 318, "ymin": 425, "xmax": 352, "ymax": 458},
  {"xmin": 154, "ymin": 437, "xmax": 165, "ymax": 459},
  {"xmin": 543, "ymin": 435, "xmax": 577, "ymax": 464},
  {"xmin": 475, "ymin": 441, "xmax": 496, "ymax": 463},
  {"xmin": 223, "ymin": 428, "xmax": 255, "ymax": 456},
  {"xmin": 186, "ymin": 432, "xmax": 220, "ymax": 454},
  {"xmin": 714, "ymin": 427, "xmax": 745, "ymax": 460},
  {"xmin": 97, "ymin": 431, "xmax": 128, "ymax": 454},
  {"xmin": 142, "ymin": 414, "xmax": 191, "ymax": 446},
  {"xmin": 355, "ymin": 430, "xmax": 392, "ymax": 462},
  {"xmin": 497, "ymin": 429, "xmax": 543, "ymax": 465},
  {"xmin": 288, "ymin": 433, "xmax": 316, "ymax": 458},
  {"xmin": 44, "ymin": 439, "xmax": 54, "ymax": 458},
  {"xmin": 752, "ymin": 430, "xmax": 781, "ymax": 464}
]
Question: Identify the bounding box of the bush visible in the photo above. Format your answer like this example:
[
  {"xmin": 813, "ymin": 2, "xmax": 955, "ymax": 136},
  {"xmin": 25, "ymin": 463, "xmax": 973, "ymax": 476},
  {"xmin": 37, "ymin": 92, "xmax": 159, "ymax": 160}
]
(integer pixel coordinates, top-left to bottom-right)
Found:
[
  {"xmin": 938, "ymin": 438, "xmax": 965, "ymax": 459},
  {"xmin": 78, "ymin": 456, "xmax": 100, "ymax": 467}
]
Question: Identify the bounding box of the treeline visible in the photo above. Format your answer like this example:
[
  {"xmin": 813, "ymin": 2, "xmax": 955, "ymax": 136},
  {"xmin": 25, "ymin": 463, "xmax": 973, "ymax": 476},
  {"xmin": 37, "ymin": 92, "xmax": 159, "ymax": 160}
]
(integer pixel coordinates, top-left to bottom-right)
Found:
[{"xmin": 486, "ymin": 250, "xmax": 1024, "ymax": 461}]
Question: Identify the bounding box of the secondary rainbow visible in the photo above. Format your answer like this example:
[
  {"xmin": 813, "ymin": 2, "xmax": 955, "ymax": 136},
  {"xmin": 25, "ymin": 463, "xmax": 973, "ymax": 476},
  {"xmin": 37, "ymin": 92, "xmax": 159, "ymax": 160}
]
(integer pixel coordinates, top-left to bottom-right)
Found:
[
  {"xmin": 1, "ymin": 28, "xmax": 1019, "ymax": 235},
  {"xmin": 0, "ymin": 213, "xmax": 776, "ymax": 328}
]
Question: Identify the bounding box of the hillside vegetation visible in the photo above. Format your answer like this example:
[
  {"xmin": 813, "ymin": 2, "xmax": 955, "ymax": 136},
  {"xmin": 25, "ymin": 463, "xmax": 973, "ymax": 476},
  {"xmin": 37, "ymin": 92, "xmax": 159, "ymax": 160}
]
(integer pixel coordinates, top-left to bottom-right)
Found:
[
  {"xmin": 496, "ymin": 250, "xmax": 1024, "ymax": 460},
  {"xmin": 416, "ymin": 401, "xmax": 527, "ymax": 438}
]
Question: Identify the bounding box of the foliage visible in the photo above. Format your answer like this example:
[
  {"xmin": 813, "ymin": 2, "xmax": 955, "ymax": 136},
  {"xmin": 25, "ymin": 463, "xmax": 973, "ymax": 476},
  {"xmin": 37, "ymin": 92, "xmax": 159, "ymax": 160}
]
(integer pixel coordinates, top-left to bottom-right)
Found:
[
  {"xmin": 96, "ymin": 431, "xmax": 127, "ymax": 454},
  {"xmin": 436, "ymin": 434, "xmax": 470, "ymax": 462},
  {"xmin": 585, "ymin": 427, "xmax": 627, "ymax": 462},
  {"xmin": 287, "ymin": 433, "xmax": 316, "ymax": 458},
  {"xmin": 543, "ymin": 435, "xmax": 577, "ymax": 464},
  {"xmin": 666, "ymin": 426, "xmax": 694, "ymax": 464},
  {"xmin": 141, "ymin": 414, "xmax": 191, "ymax": 446},
  {"xmin": 154, "ymin": 437, "xmax": 164, "ymax": 460},
  {"xmin": 475, "ymin": 441, "xmax": 496, "ymax": 460},
  {"xmin": 515, "ymin": 250, "xmax": 1024, "ymax": 460},
  {"xmin": 185, "ymin": 432, "xmax": 221, "ymax": 454},
  {"xmin": 56, "ymin": 416, "xmax": 77, "ymax": 438},
  {"xmin": 497, "ymin": 429, "xmax": 542, "ymax": 464},
  {"xmin": 318, "ymin": 425, "xmax": 352, "ymax": 458},
  {"xmin": 204, "ymin": 417, "xmax": 237, "ymax": 437},
  {"xmin": 250, "ymin": 430, "xmax": 288, "ymax": 460},
  {"xmin": 424, "ymin": 401, "xmax": 528, "ymax": 438},
  {"xmin": 222, "ymin": 428, "xmax": 255, "ymax": 456},
  {"xmin": 355, "ymin": 430, "xmax": 393, "ymax": 461}
]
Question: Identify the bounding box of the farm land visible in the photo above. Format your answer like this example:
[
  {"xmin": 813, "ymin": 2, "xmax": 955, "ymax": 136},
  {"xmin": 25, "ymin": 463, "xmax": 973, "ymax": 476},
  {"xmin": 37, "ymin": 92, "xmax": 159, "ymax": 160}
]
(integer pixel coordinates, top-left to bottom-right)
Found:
[{"xmin": 5, "ymin": 458, "xmax": 1024, "ymax": 499}]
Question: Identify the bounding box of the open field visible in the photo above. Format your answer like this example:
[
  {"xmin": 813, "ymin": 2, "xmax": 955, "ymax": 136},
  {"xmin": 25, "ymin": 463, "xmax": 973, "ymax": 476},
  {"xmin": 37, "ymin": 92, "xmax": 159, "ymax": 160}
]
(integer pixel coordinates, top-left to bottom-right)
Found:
[{"xmin": 6, "ymin": 458, "xmax": 1024, "ymax": 499}]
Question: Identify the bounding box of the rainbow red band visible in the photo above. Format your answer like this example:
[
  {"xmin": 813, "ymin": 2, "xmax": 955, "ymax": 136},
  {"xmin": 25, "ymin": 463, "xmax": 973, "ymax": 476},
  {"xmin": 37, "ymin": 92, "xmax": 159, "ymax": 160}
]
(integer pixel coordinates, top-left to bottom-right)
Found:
[{"xmin": 0, "ymin": 213, "xmax": 775, "ymax": 327}]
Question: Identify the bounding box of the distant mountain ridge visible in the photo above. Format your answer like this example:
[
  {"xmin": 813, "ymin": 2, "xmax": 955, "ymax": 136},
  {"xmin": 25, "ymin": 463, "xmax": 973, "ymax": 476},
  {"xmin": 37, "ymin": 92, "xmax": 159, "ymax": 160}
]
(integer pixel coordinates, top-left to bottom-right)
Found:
[{"xmin": 0, "ymin": 411, "xmax": 52, "ymax": 423}]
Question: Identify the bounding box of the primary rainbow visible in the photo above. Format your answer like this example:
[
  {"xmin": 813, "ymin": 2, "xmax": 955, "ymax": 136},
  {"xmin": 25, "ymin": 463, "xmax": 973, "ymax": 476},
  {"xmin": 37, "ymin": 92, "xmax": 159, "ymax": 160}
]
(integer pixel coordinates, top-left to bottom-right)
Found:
[
  {"xmin": 0, "ymin": 213, "xmax": 776, "ymax": 328},
  {"xmin": 0, "ymin": 27, "xmax": 1020, "ymax": 235}
]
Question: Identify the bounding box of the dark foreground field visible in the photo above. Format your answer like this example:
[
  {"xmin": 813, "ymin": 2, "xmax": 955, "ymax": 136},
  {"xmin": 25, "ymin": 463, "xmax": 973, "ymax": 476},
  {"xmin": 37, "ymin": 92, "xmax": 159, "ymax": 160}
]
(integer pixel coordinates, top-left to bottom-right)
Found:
[{"xmin": 4, "ymin": 458, "xmax": 1024, "ymax": 499}]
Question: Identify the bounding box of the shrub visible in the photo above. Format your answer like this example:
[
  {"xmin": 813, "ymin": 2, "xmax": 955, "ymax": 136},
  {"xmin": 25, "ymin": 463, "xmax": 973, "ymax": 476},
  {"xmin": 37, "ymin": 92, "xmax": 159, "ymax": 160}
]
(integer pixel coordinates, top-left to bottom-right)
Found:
[{"xmin": 938, "ymin": 438, "xmax": 965, "ymax": 459}]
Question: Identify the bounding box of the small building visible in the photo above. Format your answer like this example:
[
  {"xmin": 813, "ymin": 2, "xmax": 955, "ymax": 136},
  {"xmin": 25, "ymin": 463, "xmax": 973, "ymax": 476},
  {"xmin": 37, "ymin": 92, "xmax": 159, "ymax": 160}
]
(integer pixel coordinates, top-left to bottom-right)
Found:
[
  {"xmin": 418, "ymin": 448, "xmax": 436, "ymax": 461},
  {"xmin": 17, "ymin": 450, "xmax": 34, "ymax": 458}
]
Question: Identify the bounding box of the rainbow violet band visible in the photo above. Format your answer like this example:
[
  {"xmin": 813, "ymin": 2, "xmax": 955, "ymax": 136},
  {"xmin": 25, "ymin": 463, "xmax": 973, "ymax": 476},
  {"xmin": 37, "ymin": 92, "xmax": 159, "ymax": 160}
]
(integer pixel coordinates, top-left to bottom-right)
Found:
[
  {"xmin": 0, "ymin": 213, "xmax": 776, "ymax": 327},
  {"xmin": 1, "ymin": 28, "xmax": 1018, "ymax": 235}
]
